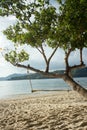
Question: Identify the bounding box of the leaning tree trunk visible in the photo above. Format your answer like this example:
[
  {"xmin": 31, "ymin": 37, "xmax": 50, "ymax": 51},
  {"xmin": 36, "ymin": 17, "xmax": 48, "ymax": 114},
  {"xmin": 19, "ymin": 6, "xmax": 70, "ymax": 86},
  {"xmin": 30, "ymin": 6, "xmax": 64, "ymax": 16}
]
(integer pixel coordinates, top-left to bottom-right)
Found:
[
  {"xmin": 15, "ymin": 62, "xmax": 87, "ymax": 98},
  {"xmin": 63, "ymin": 75, "xmax": 87, "ymax": 98}
]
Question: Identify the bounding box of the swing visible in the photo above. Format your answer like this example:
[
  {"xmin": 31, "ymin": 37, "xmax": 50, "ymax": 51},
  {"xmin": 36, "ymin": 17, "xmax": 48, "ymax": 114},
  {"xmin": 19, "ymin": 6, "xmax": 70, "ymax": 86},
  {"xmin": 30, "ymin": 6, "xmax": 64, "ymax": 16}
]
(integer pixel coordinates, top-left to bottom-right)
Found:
[
  {"xmin": 27, "ymin": 65, "xmax": 64, "ymax": 93},
  {"xmin": 27, "ymin": 67, "xmax": 38, "ymax": 93},
  {"xmin": 27, "ymin": 68, "xmax": 33, "ymax": 93}
]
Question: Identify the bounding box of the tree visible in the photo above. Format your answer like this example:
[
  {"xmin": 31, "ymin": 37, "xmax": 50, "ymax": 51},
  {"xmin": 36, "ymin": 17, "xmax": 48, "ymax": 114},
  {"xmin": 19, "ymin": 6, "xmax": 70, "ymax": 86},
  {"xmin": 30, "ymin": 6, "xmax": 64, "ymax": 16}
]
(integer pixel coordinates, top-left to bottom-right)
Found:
[{"xmin": 0, "ymin": 0, "xmax": 87, "ymax": 98}]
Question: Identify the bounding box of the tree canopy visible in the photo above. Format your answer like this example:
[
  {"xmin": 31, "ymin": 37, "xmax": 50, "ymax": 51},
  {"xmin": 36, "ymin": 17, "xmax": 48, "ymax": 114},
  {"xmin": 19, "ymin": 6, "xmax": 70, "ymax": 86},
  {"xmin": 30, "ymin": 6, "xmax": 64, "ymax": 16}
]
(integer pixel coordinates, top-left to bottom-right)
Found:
[
  {"xmin": 57, "ymin": 0, "xmax": 87, "ymax": 49},
  {"xmin": 0, "ymin": 0, "xmax": 87, "ymax": 97}
]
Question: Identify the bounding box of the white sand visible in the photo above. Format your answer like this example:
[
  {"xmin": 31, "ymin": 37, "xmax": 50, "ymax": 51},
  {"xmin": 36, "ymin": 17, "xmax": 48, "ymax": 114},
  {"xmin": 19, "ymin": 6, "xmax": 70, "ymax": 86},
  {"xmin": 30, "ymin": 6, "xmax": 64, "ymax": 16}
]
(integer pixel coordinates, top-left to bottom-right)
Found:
[{"xmin": 0, "ymin": 91, "xmax": 87, "ymax": 130}]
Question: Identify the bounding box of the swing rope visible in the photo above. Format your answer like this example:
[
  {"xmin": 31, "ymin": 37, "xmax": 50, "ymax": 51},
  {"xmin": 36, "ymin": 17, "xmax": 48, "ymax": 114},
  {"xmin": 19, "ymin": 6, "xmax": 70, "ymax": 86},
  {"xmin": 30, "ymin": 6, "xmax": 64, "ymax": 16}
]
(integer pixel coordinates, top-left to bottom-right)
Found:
[
  {"xmin": 27, "ymin": 66, "xmax": 33, "ymax": 93},
  {"xmin": 27, "ymin": 65, "xmax": 38, "ymax": 93}
]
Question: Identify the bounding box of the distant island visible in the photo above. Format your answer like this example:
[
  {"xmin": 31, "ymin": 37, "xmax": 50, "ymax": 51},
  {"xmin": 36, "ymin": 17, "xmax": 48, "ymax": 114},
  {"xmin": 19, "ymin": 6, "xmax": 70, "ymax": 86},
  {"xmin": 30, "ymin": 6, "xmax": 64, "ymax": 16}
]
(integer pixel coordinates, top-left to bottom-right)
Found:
[{"xmin": 0, "ymin": 67, "xmax": 87, "ymax": 81}]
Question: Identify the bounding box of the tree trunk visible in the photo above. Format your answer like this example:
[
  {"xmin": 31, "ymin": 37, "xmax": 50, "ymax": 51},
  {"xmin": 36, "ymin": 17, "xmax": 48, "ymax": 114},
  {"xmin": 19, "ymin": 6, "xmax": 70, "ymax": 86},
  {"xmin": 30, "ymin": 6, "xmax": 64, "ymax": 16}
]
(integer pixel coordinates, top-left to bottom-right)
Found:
[{"xmin": 63, "ymin": 75, "xmax": 87, "ymax": 98}]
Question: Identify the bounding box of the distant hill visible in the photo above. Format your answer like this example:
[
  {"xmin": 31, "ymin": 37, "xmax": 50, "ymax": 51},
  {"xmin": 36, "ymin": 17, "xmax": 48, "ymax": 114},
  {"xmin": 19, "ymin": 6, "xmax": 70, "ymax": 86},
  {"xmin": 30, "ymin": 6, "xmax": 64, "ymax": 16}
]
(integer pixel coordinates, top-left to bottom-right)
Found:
[
  {"xmin": 71, "ymin": 67, "xmax": 87, "ymax": 77},
  {"xmin": 0, "ymin": 67, "xmax": 87, "ymax": 81}
]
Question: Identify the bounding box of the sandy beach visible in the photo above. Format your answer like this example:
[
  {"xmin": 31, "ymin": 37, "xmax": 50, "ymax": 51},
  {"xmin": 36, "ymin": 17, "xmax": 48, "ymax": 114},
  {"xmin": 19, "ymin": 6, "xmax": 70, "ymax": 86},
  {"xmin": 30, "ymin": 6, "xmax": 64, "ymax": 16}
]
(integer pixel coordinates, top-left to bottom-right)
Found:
[{"xmin": 0, "ymin": 90, "xmax": 87, "ymax": 130}]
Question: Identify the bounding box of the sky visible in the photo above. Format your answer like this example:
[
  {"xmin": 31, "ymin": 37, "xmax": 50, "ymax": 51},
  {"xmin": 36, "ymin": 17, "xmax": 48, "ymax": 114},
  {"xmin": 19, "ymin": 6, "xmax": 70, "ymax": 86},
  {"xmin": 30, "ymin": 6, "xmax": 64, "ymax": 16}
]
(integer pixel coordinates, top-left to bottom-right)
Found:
[{"xmin": 0, "ymin": 1, "xmax": 87, "ymax": 77}]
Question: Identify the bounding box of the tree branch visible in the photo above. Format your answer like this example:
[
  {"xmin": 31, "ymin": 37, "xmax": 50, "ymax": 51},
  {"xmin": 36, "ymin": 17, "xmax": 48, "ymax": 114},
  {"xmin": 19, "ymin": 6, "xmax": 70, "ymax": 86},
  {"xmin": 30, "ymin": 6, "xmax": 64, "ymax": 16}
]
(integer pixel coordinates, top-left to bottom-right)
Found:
[
  {"xmin": 80, "ymin": 48, "xmax": 83, "ymax": 65},
  {"xmin": 70, "ymin": 48, "xmax": 85, "ymax": 71},
  {"xmin": 45, "ymin": 45, "xmax": 59, "ymax": 72},
  {"xmin": 40, "ymin": 45, "xmax": 48, "ymax": 64},
  {"xmin": 14, "ymin": 63, "xmax": 64, "ymax": 78},
  {"xmin": 64, "ymin": 48, "xmax": 72, "ymax": 75},
  {"xmin": 64, "ymin": 48, "xmax": 85, "ymax": 77},
  {"xmin": 36, "ymin": 45, "xmax": 58, "ymax": 73},
  {"xmin": 70, "ymin": 64, "xmax": 85, "ymax": 70},
  {"xmin": 36, "ymin": 47, "xmax": 43, "ymax": 54},
  {"xmin": 48, "ymin": 45, "xmax": 58, "ymax": 63}
]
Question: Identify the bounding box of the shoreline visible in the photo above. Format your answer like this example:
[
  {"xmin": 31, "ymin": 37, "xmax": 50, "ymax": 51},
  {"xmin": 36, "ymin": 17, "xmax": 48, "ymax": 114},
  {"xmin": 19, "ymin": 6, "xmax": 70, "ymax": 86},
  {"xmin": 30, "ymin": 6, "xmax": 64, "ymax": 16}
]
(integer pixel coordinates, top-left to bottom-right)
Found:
[
  {"xmin": 0, "ymin": 91, "xmax": 87, "ymax": 130},
  {"xmin": 0, "ymin": 89, "xmax": 72, "ymax": 100}
]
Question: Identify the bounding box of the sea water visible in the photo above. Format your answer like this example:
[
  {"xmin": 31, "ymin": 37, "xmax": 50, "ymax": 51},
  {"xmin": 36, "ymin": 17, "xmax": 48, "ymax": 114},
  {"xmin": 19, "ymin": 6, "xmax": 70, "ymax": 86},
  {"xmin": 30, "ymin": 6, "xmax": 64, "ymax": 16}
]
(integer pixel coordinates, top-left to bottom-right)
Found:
[{"xmin": 0, "ymin": 77, "xmax": 87, "ymax": 98}]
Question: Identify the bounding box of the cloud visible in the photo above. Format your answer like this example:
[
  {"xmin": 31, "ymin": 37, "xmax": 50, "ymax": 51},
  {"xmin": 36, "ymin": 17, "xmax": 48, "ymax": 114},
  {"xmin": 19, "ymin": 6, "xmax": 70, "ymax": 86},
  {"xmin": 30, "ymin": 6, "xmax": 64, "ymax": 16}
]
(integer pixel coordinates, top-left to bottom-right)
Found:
[{"xmin": 0, "ymin": 16, "xmax": 16, "ymax": 31}]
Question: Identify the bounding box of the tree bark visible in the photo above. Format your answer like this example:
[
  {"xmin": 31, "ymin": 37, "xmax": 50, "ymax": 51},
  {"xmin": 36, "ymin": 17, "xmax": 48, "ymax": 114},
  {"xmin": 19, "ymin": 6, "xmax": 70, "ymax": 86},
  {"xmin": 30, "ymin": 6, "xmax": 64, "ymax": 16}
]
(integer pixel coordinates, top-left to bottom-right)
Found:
[{"xmin": 63, "ymin": 74, "xmax": 87, "ymax": 98}]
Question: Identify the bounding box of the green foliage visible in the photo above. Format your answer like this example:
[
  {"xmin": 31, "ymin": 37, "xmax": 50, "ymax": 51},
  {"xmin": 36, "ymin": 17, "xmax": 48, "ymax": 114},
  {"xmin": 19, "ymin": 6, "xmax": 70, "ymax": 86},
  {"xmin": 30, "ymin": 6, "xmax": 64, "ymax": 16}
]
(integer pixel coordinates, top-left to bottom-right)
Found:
[
  {"xmin": 5, "ymin": 51, "xmax": 17, "ymax": 63},
  {"xmin": 3, "ymin": 2, "xmax": 59, "ymax": 48},
  {"xmin": 3, "ymin": 23, "xmax": 25, "ymax": 44},
  {"xmin": 0, "ymin": 0, "xmax": 87, "ymax": 64},
  {"xmin": 5, "ymin": 50, "xmax": 29, "ymax": 64},
  {"xmin": 18, "ymin": 49, "xmax": 29, "ymax": 62},
  {"xmin": 58, "ymin": 0, "xmax": 87, "ymax": 50},
  {"xmin": 0, "ymin": 0, "xmax": 24, "ymax": 16}
]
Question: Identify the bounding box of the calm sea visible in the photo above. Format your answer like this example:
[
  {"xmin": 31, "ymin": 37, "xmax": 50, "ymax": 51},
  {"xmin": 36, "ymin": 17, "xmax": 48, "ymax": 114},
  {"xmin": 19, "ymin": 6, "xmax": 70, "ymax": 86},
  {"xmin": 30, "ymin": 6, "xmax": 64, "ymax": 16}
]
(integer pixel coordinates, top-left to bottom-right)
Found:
[{"xmin": 0, "ymin": 77, "xmax": 87, "ymax": 98}]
